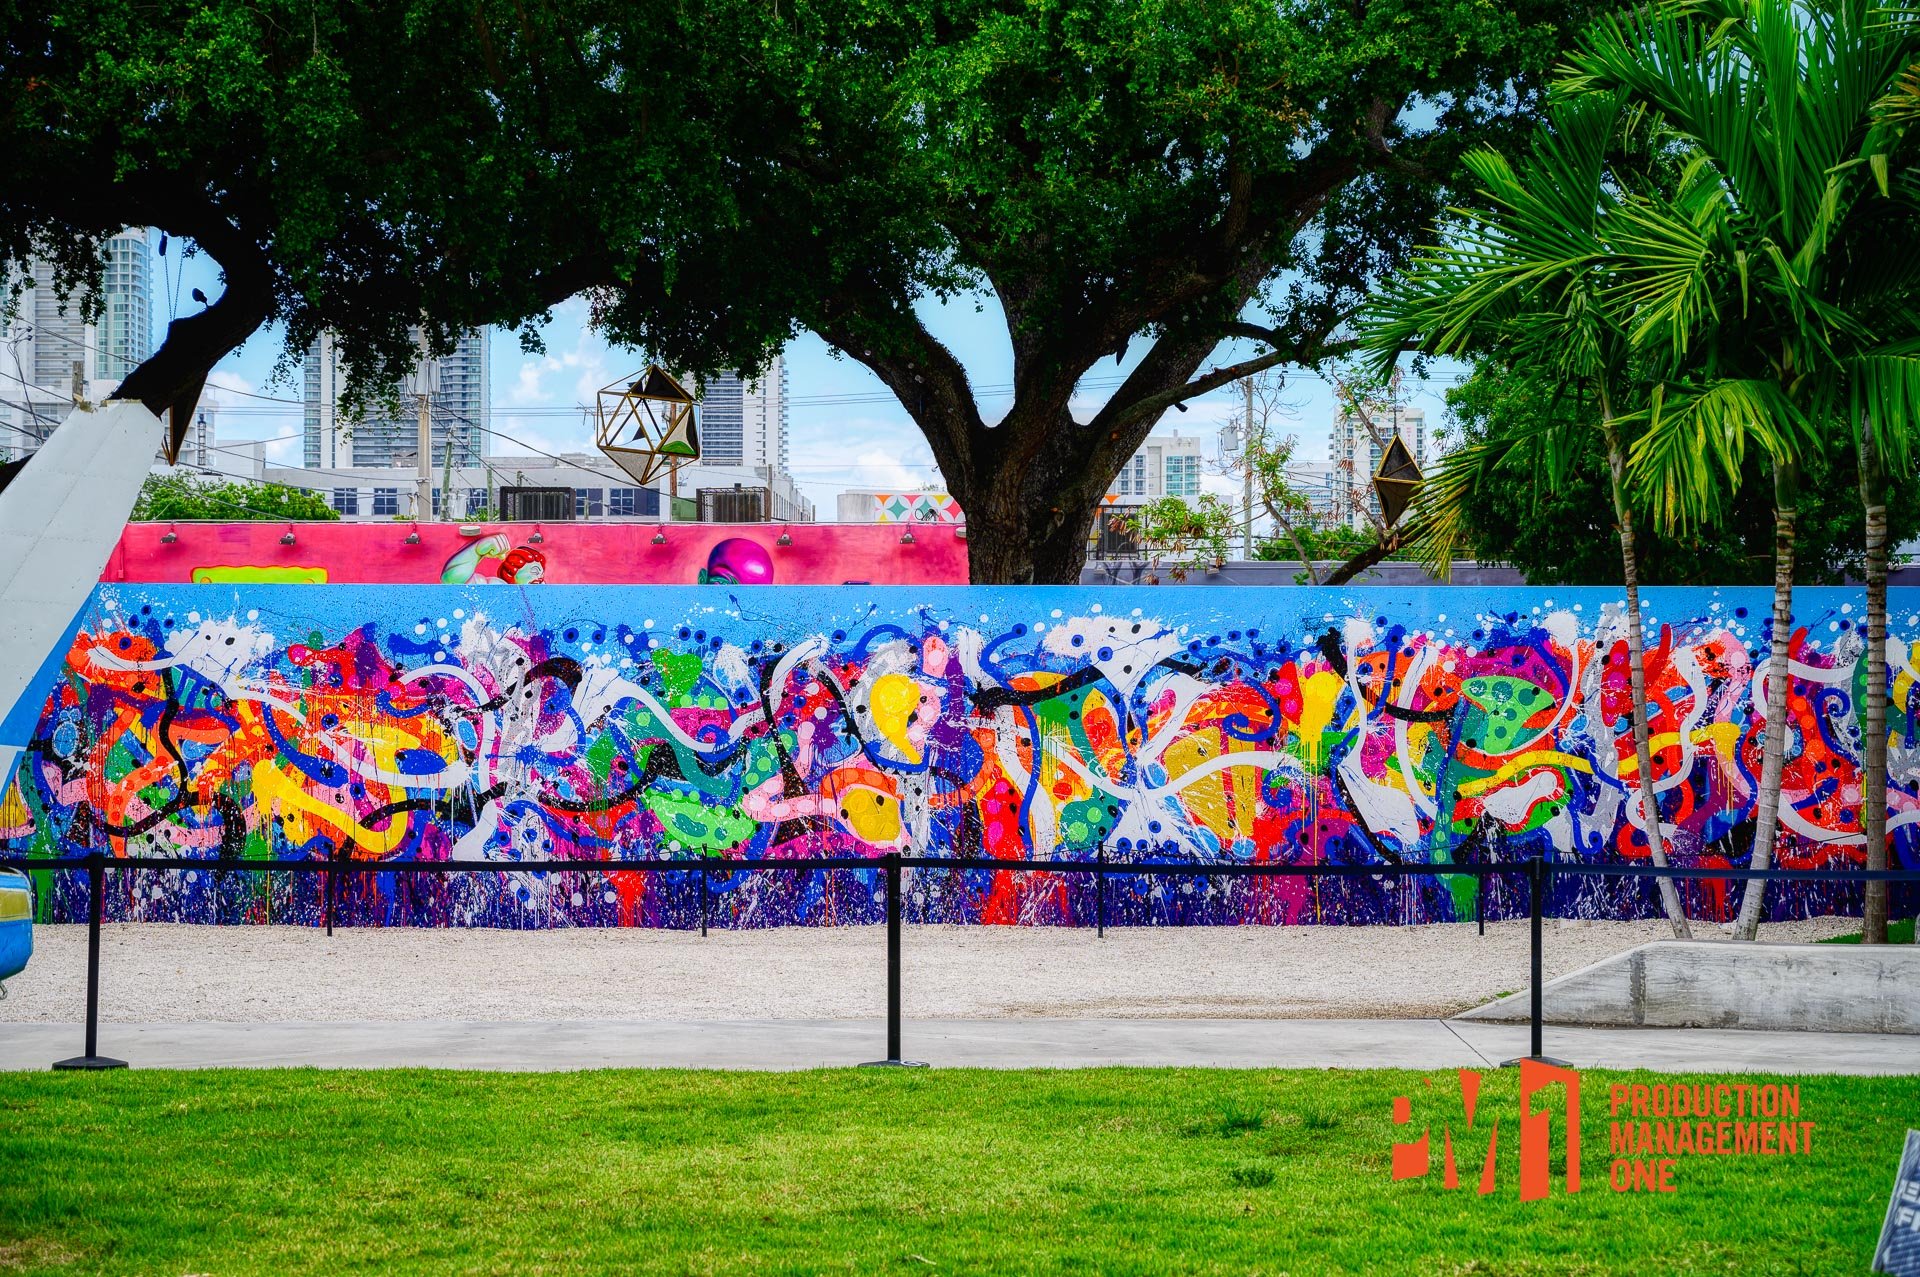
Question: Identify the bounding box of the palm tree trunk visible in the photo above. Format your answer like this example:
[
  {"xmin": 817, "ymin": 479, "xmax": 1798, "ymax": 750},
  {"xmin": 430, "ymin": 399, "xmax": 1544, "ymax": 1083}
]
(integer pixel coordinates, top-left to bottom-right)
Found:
[
  {"xmin": 1735, "ymin": 461, "xmax": 1798, "ymax": 940},
  {"xmin": 1858, "ymin": 412, "xmax": 1890, "ymax": 944},
  {"xmin": 1602, "ymin": 414, "xmax": 1692, "ymax": 938}
]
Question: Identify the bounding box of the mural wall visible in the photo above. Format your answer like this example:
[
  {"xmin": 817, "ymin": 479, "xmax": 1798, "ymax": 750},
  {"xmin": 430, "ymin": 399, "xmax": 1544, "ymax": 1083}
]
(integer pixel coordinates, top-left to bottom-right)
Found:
[
  {"xmin": 4, "ymin": 584, "xmax": 1916, "ymax": 928},
  {"xmin": 106, "ymin": 522, "xmax": 969, "ymax": 586}
]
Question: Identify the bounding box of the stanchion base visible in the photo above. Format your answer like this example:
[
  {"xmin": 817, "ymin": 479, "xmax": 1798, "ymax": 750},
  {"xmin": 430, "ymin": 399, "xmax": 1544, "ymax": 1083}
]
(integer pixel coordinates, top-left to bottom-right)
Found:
[
  {"xmin": 859, "ymin": 1059, "xmax": 930, "ymax": 1068},
  {"xmin": 52, "ymin": 1055, "xmax": 127, "ymax": 1071},
  {"xmin": 1499, "ymin": 1055, "xmax": 1573, "ymax": 1069}
]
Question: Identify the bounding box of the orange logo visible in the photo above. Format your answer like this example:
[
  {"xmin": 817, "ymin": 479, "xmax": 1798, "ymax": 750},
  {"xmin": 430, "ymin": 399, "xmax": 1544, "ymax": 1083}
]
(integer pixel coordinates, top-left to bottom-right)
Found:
[
  {"xmin": 1392, "ymin": 1060, "xmax": 1581, "ymax": 1202},
  {"xmin": 1394, "ymin": 1068, "xmax": 1816, "ymax": 1197}
]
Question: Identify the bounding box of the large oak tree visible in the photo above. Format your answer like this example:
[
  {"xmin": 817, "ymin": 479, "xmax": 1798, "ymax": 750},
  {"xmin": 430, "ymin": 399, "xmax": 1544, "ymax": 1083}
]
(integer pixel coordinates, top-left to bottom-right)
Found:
[
  {"xmin": 5, "ymin": 0, "xmax": 1597, "ymax": 581},
  {"xmin": 579, "ymin": 0, "xmax": 1608, "ymax": 581}
]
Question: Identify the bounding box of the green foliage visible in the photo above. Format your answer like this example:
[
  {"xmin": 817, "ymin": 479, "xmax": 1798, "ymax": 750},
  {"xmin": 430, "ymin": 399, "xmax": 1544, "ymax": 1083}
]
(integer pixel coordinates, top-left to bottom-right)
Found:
[
  {"xmin": 1439, "ymin": 360, "xmax": 1920, "ymax": 584},
  {"xmin": 1109, "ymin": 495, "xmax": 1234, "ymax": 582},
  {"xmin": 1555, "ymin": 0, "xmax": 1920, "ymax": 522},
  {"xmin": 3, "ymin": 0, "xmax": 1606, "ymax": 575},
  {"xmin": 130, "ymin": 473, "xmax": 340, "ymax": 523}
]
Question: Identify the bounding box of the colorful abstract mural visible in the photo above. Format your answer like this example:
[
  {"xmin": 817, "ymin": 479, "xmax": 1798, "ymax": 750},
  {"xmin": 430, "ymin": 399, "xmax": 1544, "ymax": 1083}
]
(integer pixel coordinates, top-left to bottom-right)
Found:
[{"xmin": 3, "ymin": 585, "xmax": 1916, "ymax": 929}]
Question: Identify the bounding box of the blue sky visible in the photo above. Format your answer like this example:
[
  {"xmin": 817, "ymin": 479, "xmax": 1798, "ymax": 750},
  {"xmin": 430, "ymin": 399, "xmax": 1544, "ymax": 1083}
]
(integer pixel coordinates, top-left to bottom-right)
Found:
[{"xmin": 176, "ymin": 251, "xmax": 1462, "ymax": 513}]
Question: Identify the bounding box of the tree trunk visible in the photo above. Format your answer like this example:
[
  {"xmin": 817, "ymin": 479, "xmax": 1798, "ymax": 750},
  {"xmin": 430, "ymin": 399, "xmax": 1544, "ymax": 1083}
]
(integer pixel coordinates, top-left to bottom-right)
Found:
[
  {"xmin": 1735, "ymin": 461, "xmax": 1798, "ymax": 941},
  {"xmin": 963, "ymin": 488, "xmax": 1099, "ymax": 585},
  {"xmin": 1858, "ymin": 412, "xmax": 1890, "ymax": 944},
  {"xmin": 1602, "ymin": 414, "xmax": 1692, "ymax": 939},
  {"xmin": 1322, "ymin": 533, "xmax": 1397, "ymax": 587}
]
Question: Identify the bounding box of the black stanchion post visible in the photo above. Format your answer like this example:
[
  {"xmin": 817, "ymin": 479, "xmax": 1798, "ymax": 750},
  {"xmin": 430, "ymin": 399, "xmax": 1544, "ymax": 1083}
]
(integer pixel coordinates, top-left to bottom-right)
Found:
[
  {"xmin": 325, "ymin": 844, "xmax": 337, "ymax": 938},
  {"xmin": 861, "ymin": 852, "xmax": 926, "ymax": 1067},
  {"xmin": 699, "ymin": 863, "xmax": 709, "ymax": 938},
  {"xmin": 1096, "ymin": 845, "xmax": 1106, "ymax": 939},
  {"xmin": 1502, "ymin": 854, "xmax": 1568, "ymax": 1068},
  {"xmin": 1476, "ymin": 870, "xmax": 1486, "ymax": 938},
  {"xmin": 53, "ymin": 852, "xmax": 127, "ymax": 1071}
]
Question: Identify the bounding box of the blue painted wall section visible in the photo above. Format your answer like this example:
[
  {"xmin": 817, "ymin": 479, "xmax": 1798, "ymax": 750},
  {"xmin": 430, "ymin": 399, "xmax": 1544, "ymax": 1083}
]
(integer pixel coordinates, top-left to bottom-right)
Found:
[{"xmin": 2, "ymin": 584, "xmax": 1914, "ymax": 927}]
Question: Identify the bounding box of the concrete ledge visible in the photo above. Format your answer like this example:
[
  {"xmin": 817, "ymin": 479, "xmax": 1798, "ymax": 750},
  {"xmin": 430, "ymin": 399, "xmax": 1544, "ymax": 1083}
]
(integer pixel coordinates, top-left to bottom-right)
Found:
[{"xmin": 1456, "ymin": 941, "xmax": 1920, "ymax": 1034}]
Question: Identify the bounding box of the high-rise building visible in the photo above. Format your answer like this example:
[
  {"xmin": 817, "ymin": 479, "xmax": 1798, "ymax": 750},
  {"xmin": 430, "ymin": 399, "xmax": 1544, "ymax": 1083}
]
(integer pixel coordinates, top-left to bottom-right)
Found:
[
  {"xmin": 1, "ymin": 228, "xmax": 154, "ymax": 459},
  {"xmin": 302, "ymin": 328, "xmax": 490, "ymax": 470},
  {"xmin": 695, "ymin": 355, "xmax": 787, "ymax": 468},
  {"xmin": 95, "ymin": 229, "xmax": 154, "ymax": 383},
  {"xmin": 1109, "ymin": 431, "xmax": 1205, "ymax": 503},
  {"xmin": 1329, "ymin": 402, "xmax": 1426, "ymax": 531}
]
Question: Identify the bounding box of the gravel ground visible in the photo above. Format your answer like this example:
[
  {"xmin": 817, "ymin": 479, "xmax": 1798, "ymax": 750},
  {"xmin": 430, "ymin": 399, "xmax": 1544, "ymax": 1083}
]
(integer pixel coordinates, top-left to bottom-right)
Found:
[{"xmin": 0, "ymin": 916, "xmax": 1860, "ymax": 1024}]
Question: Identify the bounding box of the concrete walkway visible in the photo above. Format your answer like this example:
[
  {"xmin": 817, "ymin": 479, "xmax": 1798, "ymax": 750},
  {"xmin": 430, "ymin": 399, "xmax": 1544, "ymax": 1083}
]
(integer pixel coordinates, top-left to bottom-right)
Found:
[{"xmin": 2, "ymin": 1018, "xmax": 1915, "ymax": 1074}]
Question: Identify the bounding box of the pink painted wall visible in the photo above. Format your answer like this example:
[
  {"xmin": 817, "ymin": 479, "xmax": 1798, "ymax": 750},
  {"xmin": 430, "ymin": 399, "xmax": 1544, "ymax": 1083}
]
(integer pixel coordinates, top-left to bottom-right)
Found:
[{"xmin": 105, "ymin": 522, "xmax": 970, "ymax": 585}]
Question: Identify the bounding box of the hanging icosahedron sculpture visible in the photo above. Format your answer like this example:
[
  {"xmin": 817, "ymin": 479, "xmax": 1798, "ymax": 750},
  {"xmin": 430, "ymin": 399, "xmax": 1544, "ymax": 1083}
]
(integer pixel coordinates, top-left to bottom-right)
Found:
[
  {"xmin": 594, "ymin": 366, "xmax": 700, "ymax": 486},
  {"xmin": 1372, "ymin": 433, "xmax": 1423, "ymax": 528}
]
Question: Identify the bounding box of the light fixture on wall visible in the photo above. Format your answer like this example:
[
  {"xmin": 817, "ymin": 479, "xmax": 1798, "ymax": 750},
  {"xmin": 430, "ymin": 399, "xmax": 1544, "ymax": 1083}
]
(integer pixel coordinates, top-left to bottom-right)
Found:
[
  {"xmin": 159, "ymin": 528, "xmax": 178, "ymax": 545},
  {"xmin": 651, "ymin": 530, "xmax": 668, "ymax": 545},
  {"xmin": 405, "ymin": 530, "xmax": 421, "ymax": 545},
  {"xmin": 776, "ymin": 531, "xmax": 793, "ymax": 547},
  {"xmin": 529, "ymin": 529, "xmax": 544, "ymax": 544},
  {"xmin": 954, "ymin": 525, "xmax": 967, "ymax": 540},
  {"xmin": 280, "ymin": 530, "xmax": 297, "ymax": 546},
  {"xmin": 899, "ymin": 529, "xmax": 917, "ymax": 545}
]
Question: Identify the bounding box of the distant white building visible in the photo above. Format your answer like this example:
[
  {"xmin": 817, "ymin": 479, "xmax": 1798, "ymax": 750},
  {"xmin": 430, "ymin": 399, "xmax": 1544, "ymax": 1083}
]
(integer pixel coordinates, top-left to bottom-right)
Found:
[
  {"xmin": 1330, "ymin": 402, "xmax": 1427, "ymax": 531},
  {"xmin": 696, "ymin": 356, "xmax": 787, "ymax": 470},
  {"xmin": 1, "ymin": 228, "xmax": 154, "ymax": 460},
  {"xmin": 1109, "ymin": 431, "xmax": 1204, "ymax": 504},
  {"xmin": 258, "ymin": 451, "xmax": 812, "ymax": 525}
]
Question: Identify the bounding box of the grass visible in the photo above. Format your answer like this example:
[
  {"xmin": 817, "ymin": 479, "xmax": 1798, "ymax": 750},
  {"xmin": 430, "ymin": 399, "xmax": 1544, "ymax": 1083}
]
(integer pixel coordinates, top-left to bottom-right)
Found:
[
  {"xmin": 1817, "ymin": 917, "xmax": 1916, "ymax": 943},
  {"xmin": 0, "ymin": 1068, "xmax": 1908, "ymax": 1275}
]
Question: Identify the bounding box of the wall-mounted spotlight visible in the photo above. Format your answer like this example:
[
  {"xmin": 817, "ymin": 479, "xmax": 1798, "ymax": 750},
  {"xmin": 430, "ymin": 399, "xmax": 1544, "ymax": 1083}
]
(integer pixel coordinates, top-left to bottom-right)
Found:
[
  {"xmin": 280, "ymin": 530, "xmax": 297, "ymax": 546},
  {"xmin": 405, "ymin": 530, "xmax": 421, "ymax": 545},
  {"xmin": 651, "ymin": 530, "xmax": 668, "ymax": 545},
  {"xmin": 954, "ymin": 525, "xmax": 967, "ymax": 540},
  {"xmin": 776, "ymin": 531, "xmax": 793, "ymax": 547},
  {"xmin": 159, "ymin": 529, "xmax": 178, "ymax": 545},
  {"xmin": 899, "ymin": 529, "xmax": 917, "ymax": 545},
  {"xmin": 529, "ymin": 530, "xmax": 544, "ymax": 544}
]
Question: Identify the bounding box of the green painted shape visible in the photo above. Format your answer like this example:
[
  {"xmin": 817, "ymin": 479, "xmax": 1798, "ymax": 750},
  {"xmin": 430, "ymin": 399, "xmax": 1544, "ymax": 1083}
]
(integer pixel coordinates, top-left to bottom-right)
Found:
[
  {"xmin": 650, "ymin": 651, "xmax": 704, "ymax": 704},
  {"xmin": 1458, "ymin": 675, "xmax": 1550, "ymax": 755}
]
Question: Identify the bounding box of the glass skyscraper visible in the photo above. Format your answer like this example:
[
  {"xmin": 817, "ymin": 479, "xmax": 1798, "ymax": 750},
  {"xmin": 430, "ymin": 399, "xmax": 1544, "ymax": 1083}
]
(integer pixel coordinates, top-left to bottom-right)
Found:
[{"xmin": 302, "ymin": 329, "xmax": 490, "ymax": 470}]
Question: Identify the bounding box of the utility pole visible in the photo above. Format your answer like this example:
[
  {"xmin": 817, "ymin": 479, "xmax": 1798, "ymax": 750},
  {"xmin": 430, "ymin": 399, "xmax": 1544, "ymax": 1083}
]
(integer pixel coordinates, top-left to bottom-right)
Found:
[
  {"xmin": 1241, "ymin": 375, "xmax": 1255, "ymax": 560},
  {"xmin": 439, "ymin": 414, "xmax": 456, "ymax": 521},
  {"xmin": 413, "ymin": 327, "xmax": 433, "ymax": 521}
]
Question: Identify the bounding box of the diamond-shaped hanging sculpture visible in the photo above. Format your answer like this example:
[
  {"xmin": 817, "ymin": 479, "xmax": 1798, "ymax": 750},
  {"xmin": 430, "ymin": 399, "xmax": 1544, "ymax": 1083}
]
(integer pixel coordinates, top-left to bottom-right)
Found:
[
  {"xmin": 594, "ymin": 366, "xmax": 700, "ymax": 487},
  {"xmin": 1372, "ymin": 434, "xmax": 1423, "ymax": 528}
]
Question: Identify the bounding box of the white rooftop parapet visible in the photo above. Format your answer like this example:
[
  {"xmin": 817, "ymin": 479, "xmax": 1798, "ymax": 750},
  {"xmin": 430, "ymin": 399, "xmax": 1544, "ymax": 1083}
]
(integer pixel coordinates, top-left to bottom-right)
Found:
[{"xmin": 0, "ymin": 398, "xmax": 166, "ymax": 785}]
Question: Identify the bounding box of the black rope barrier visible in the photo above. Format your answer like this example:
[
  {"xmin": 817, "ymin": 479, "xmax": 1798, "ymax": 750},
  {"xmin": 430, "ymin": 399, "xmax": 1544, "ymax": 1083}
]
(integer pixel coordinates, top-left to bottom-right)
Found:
[{"xmin": 6, "ymin": 851, "xmax": 1916, "ymax": 1072}]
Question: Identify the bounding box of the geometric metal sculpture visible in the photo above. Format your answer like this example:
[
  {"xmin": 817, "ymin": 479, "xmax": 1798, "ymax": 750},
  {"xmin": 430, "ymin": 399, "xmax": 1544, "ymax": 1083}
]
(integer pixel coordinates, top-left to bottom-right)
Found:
[
  {"xmin": 594, "ymin": 366, "xmax": 700, "ymax": 487},
  {"xmin": 1372, "ymin": 433, "xmax": 1423, "ymax": 528}
]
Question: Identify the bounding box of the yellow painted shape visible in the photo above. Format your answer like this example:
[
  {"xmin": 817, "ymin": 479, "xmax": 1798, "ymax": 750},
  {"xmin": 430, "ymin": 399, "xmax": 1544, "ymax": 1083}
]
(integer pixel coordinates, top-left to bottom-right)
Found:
[
  {"xmin": 1690, "ymin": 721, "xmax": 1742, "ymax": 760},
  {"xmin": 869, "ymin": 673, "xmax": 925, "ymax": 763},
  {"xmin": 0, "ymin": 780, "xmax": 31, "ymax": 830},
  {"xmin": 191, "ymin": 566, "xmax": 329, "ymax": 584},
  {"xmin": 0, "ymin": 886, "xmax": 30, "ymax": 922},
  {"xmin": 1456, "ymin": 750, "xmax": 1594, "ymax": 798},
  {"xmin": 842, "ymin": 786, "xmax": 902, "ymax": 844},
  {"xmin": 1294, "ymin": 670, "xmax": 1348, "ymax": 764},
  {"xmin": 253, "ymin": 759, "xmax": 408, "ymax": 855}
]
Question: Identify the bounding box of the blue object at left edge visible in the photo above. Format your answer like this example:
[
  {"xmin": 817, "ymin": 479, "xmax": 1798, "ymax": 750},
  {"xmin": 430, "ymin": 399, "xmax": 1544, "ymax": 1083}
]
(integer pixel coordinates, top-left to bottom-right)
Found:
[{"xmin": 0, "ymin": 869, "xmax": 32, "ymax": 984}]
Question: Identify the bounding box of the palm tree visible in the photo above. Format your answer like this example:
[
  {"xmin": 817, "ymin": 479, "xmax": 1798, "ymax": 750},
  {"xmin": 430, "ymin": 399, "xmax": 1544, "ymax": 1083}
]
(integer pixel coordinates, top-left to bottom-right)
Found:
[
  {"xmin": 1564, "ymin": 0, "xmax": 1920, "ymax": 942},
  {"xmin": 1360, "ymin": 93, "xmax": 1693, "ymax": 938}
]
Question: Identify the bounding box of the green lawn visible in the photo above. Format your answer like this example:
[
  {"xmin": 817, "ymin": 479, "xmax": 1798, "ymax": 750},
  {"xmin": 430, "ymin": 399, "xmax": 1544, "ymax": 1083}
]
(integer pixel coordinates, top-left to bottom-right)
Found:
[
  {"xmin": 0, "ymin": 1068, "xmax": 1908, "ymax": 1275},
  {"xmin": 1818, "ymin": 917, "xmax": 1916, "ymax": 944}
]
